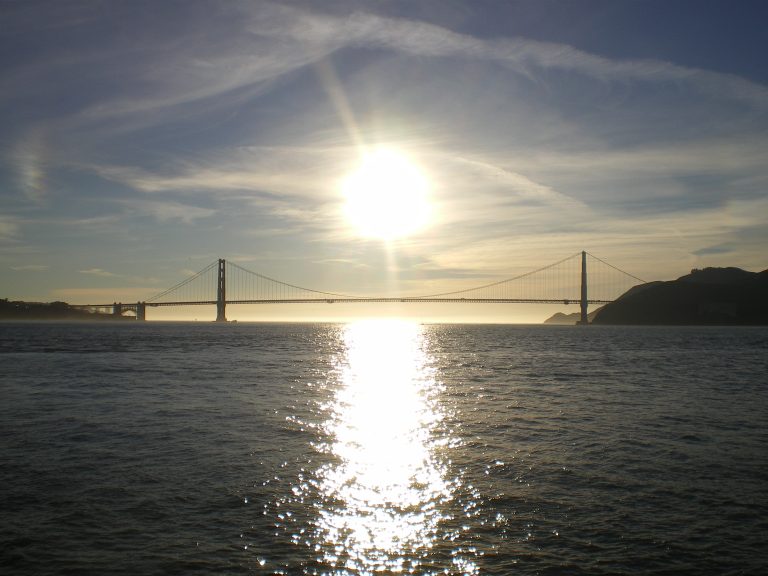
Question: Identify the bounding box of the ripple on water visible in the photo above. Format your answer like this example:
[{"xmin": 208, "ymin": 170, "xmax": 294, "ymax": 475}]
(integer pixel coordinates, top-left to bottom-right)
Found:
[{"xmin": 0, "ymin": 323, "xmax": 766, "ymax": 574}]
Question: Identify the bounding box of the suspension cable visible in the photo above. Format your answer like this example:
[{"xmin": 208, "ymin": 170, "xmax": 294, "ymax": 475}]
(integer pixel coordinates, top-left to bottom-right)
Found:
[
  {"xmin": 411, "ymin": 252, "xmax": 582, "ymax": 298},
  {"xmin": 142, "ymin": 252, "xmax": 644, "ymax": 304},
  {"xmin": 146, "ymin": 260, "xmax": 218, "ymax": 302},
  {"xmin": 586, "ymin": 252, "xmax": 646, "ymax": 284},
  {"xmin": 226, "ymin": 261, "xmax": 365, "ymax": 299}
]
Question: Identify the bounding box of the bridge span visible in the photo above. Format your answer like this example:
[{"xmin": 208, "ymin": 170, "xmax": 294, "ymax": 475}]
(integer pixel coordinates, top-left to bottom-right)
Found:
[{"xmin": 76, "ymin": 251, "xmax": 643, "ymax": 323}]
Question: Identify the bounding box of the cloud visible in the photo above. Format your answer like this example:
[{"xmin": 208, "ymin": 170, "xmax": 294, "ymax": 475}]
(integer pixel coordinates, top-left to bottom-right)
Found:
[
  {"xmin": 313, "ymin": 258, "xmax": 372, "ymax": 269},
  {"xmin": 59, "ymin": 3, "xmax": 765, "ymax": 231},
  {"xmin": 442, "ymin": 154, "xmax": 585, "ymax": 207},
  {"xmin": 10, "ymin": 264, "xmax": 48, "ymax": 271},
  {"xmin": 10, "ymin": 1, "xmax": 763, "ymax": 144},
  {"xmin": 254, "ymin": 4, "xmax": 768, "ymax": 107},
  {"xmin": 398, "ymin": 193, "xmax": 768, "ymax": 283},
  {"xmin": 512, "ymin": 135, "xmax": 768, "ymax": 181},
  {"xmin": 89, "ymin": 149, "xmax": 333, "ymax": 198},
  {"xmin": 13, "ymin": 126, "xmax": 49, "ymax": 203},
  {"xmin": 54, "ymin": 6, "xmax": 338, "ymax": 128},
  {"xmin": 1, "ymin": 1, "xmax": 100, "ymax": 35},
  {"xmin": 59, "ymin": 215, "xmax": 123, "ymax": 229},
  {"xmin": 84, "ymin": 141, "xmax": 590, "ymax": 238},
  {"xmin": 120, "ymin": 199, "xmax": 216, "ymax": 223},
  {"xmin": 0, "ymin": 217, "xmax": 21, "ymax": 240},
  {"xmin": 483, "ymin": 134, "xmax": 768, "ymax": 217},
  {"xmin": 80, "ymin": 147, "xmax": 355, "ymax": 237},
  {"xmin": 79, "ymin": 268, "xmax": 119, "ymax": 277},
  {"xmin": 693, "ymin": 245, "xmax": 734, "ymax": 256}
]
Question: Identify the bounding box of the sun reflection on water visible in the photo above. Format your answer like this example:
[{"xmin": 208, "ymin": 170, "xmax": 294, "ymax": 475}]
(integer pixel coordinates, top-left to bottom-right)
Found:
[{"xmin": 308, "ymin": 320, "xmax": 472, "ymax": 574}]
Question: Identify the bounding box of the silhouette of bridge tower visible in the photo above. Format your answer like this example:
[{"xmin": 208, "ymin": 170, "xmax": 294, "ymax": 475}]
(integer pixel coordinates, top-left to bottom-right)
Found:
[
  {"xmin": 216, "ymin": 258, "xmax": 226, "ymax": 323},
  {"xmin": 580, "ymin": 250, "xmax": 588, "ymax": 325},
  {"xmin": 85, "ymin": 251, "xmax": 644, "ymax": 322}
]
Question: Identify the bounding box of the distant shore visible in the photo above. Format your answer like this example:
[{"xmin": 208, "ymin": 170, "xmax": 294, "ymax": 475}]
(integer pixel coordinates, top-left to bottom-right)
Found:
[{"xmin": 0, "ymin": 299, "xmax": 132, "ymax": 321}]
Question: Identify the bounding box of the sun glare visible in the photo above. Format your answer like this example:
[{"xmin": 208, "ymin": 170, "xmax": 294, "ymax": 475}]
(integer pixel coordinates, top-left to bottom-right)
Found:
[
  {"xmin": 309, "ymin": 320, "xmax": 470, "ymax": 573},
  {"xmin": 342, "ymin": 148, "xmax": 432, "ymax": 240}
]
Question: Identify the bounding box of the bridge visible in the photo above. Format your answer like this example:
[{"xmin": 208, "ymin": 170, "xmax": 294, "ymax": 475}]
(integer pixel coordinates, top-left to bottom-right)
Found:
[{"xmin": 76, "ymin": 251, "xmax": 644, "ymax": 323}]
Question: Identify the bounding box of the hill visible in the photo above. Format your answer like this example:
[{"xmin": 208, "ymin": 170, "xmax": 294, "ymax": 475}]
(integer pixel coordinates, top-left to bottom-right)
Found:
[
  {"xmin": 544, "ymin": 308, "xmax": 602, "ymax": 325},
  {"xmin": 591, "ymin": 267, "xmax": 768, "ymax": 325},
  {"xmin": 0, "ymin": 299, "xmax": 125, "ymax": 321}
]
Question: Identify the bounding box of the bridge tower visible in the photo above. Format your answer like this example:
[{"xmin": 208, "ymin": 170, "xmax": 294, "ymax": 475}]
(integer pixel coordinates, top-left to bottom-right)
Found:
[
  {"xmin": 113, "ymin": 302, "xmax": 123, "ymax": 316},
  {"xmin": 216, "ymin": 259, "xmax": 227, "ymax": 322},
  {"xmin": 136, "ymin": 301, "xmax": 146, "ymax": 321},
  {"xmin": 579, "ymin": 250, "xmax": 588, "ymax": 325}
]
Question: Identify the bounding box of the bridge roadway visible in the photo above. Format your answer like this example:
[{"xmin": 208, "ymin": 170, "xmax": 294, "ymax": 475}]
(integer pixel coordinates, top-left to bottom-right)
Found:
[{"xmin": 83, "ymin": 297, "xmax": 612, "ymax": 308}]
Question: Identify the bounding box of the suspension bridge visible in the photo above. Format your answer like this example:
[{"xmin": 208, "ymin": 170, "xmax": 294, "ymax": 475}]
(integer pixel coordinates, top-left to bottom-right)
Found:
[{"xmin": 76, "ymin": 251, "xmax": 644, "ymax": 323}]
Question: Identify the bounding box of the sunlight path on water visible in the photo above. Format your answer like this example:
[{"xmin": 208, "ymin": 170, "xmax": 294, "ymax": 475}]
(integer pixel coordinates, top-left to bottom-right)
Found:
[{"xmin": 311, "ymin": 320, "xmax": 476, "ymax": 574}]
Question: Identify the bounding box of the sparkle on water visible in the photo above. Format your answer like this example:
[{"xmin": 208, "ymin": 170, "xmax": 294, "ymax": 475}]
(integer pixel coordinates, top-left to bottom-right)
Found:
[
  {"xmin": 4, "ymin": 323, "xmax": 767, "ymax": 574},
  {"xmin": 309, "ymin": 320, "xmax": 474, "ymax": 574}
]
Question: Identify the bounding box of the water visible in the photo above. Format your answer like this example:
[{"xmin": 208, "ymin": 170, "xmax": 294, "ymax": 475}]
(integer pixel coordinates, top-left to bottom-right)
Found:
[{"xmin": 1, "ymin": 321, "xmax": 767, "ymax": 575}]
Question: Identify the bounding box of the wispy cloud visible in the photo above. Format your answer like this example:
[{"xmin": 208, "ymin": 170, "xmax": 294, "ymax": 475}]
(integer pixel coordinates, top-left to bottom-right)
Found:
[
  {"xmin": 693, "ymin": 245, "xmax": 734, "ymax": 256},
  {"xmin": 11, "ymin": 1, "xmax": 763, "ymax": 145},
  {"xmin": 12, "ymin": 125, "xmax": 49, "ymax": 203},
  {"xmin": 0, "ymin": 217, "xmax": 21, "ymax": 240},
  {"xmin": 253, "ymin": 4, "xmax": 768, "ymax": 107},
  {"xmin": 79, "ymin": 268, "xmax": 118, "ymax": 277},
  {"xmin": 509, "ymin": 135, "xmax": 768, "ymax": 186},
  {"xmin": 119, "ymin": 199, "xmax": 216, "ymax": 223},
  {"xmin": 10, "ymin": 264, "xmax": 48, "ymax": 271},
  {"xmin": 88, "ymin": 149, "xmax": 335, "ymax": 198},
  {"xmin": 313, "ymin": 258, "xmax": 372, "ymax": 270}
]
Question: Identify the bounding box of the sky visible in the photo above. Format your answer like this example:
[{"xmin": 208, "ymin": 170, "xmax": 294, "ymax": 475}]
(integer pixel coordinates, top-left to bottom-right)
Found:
[{"xmin": 2, "ymin": 0, "xmax": 767, "ymax": 322}]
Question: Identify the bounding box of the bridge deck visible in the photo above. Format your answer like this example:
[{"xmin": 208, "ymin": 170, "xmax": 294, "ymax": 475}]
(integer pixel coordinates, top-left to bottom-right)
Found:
[{"xmin": 76, "ymin": 298, "xmax": 613, "ymax": 308}]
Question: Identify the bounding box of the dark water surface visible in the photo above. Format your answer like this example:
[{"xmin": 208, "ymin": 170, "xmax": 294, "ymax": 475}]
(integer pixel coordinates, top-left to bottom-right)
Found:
[{"xmin": 1, "ymin": 322, "xmax": 767, "ymax": 575}]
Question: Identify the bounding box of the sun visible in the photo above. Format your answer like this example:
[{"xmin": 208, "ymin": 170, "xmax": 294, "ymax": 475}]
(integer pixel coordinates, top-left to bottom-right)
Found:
[{"xmin": 342, "ymin": 148, "xmax": 432, "ymax": 240}]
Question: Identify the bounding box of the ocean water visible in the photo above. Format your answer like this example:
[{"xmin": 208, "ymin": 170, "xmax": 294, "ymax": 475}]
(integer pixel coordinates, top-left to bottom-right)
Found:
[{"xmin": 1, "ymin": 321, "xmax": 767, "ymax": 575}]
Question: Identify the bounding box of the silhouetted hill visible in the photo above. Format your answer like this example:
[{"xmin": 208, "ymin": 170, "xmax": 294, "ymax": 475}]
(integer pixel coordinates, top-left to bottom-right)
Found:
[
  {"xmin": 677, "ymin": 266, "xmax": 758, "ymax": 285},
  {"xmin": 544, "ymin": 308, "xmax": 602, "ymax": 325},
  {"xmin": 592, "ymin": 267, "xmax": 768, "ymax": 325},
  {"xmin": 0, "ymin": 299, "xmax": 124, "ymax": 320}
]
